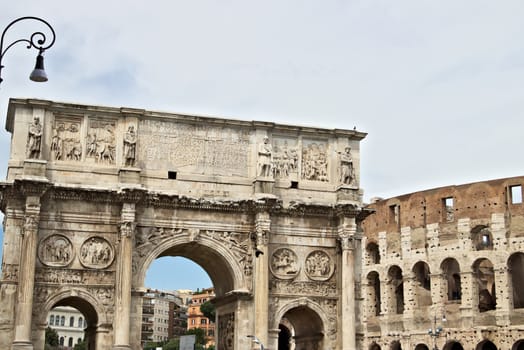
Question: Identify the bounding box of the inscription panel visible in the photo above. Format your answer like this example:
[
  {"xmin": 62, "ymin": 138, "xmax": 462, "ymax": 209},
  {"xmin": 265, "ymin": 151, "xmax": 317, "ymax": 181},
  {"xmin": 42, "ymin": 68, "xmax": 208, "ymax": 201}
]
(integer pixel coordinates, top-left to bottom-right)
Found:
[{"xmin": 138, "ymin": 120, "xmax": 251, "ymax": 177}]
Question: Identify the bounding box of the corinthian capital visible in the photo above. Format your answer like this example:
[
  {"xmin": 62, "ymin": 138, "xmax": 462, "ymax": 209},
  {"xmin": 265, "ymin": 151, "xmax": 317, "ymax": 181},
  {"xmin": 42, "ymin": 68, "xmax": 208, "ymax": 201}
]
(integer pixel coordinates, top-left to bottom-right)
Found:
[{"xmin": 119, "ymin": 221, "xmax": 136, "ymax": 238}]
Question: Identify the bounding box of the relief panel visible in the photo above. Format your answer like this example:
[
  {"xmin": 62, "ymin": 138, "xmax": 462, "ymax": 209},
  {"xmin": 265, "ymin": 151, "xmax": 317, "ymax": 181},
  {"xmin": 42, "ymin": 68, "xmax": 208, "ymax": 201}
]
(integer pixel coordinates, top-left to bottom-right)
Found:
[
  {"xmin": 86, "ymin": 118, "xmax": 117, "ymax": 165},
  {"xmin": 270, "ymin": 248, "xmax": 300, "ymax": 279},
  {"xmin": 272, "ymin": 136, "xmax": 299, "ymax": 180},
  {"xmin": 38, "ymin": 234, "xmax": 74, "ymax": 267},
  {"xmin": 79, "ymin": 237, "xmax": 115, "ymax": 269},
  {"xmin": 305, "ymin": 250, "xmax": 335, "ymax": 281},
  {"xmin": 51, "ymin": 117, "xmax": 82, "ymax": 161},
  {"xmin": 301, "ymin": 139, "xmax": 329, "ymax": 182}
]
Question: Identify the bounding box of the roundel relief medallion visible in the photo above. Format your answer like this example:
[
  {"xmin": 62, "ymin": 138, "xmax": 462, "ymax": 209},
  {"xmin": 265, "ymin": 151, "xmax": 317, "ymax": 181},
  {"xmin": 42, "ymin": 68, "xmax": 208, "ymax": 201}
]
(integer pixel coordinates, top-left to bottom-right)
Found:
[
  {"xmin": 270, "ymin": 248, "xmax": 300, "ymax": 279},
  {"xmin": 38, "ymin": 234, "xmax": 74, "ymax": 267},
  {"xmin": 79, "ymin": 237, "xmax": 114, "ymax": 269},
  {"xmin": 305, "ymin": 250, "xmax": 334, "ymax": 281}
]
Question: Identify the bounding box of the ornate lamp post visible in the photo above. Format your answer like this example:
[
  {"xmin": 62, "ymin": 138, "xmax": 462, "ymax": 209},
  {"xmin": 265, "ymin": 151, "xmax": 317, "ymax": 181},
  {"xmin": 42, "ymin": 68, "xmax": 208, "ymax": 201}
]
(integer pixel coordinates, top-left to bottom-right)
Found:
[
  {"xmin": 428, "ymin": 314, "xmax": 447, "ymax": 350},
  {"xmin": 0, "ymin": 16, "xmax": 56, "ymax": 85}
]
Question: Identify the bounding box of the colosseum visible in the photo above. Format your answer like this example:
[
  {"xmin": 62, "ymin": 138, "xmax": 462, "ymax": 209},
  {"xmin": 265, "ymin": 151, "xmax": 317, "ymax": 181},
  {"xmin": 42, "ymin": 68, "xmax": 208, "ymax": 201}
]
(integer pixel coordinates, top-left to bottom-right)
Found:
[{"xmin": 360, "ymin": 176, "xmax": 524, "ymax": 350}]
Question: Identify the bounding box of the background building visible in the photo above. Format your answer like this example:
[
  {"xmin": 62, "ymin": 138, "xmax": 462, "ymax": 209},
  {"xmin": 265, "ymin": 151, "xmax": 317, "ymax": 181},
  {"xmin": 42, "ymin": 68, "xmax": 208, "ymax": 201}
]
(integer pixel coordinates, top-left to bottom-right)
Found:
[
  {"xmin": 47, "ymin": 306, "xmax": 85, "ymax": 349},
  {"xmin": 187, "ymin": 288, "xmax": 215, "ymax": 347},
  {"xmin": 141, "ymin": 289, "xmax": 187, "ymax": 345},
  {"xmin": 360, "ymin": 176, "xmax": 524, "ymax": 350}
]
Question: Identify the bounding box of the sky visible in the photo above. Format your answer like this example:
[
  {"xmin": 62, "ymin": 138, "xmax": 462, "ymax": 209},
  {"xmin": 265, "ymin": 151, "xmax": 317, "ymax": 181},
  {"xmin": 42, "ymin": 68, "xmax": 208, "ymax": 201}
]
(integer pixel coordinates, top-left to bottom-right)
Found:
[{"xmin": 0, "ymin": 1, "xmax": 523, "ymax": 291}]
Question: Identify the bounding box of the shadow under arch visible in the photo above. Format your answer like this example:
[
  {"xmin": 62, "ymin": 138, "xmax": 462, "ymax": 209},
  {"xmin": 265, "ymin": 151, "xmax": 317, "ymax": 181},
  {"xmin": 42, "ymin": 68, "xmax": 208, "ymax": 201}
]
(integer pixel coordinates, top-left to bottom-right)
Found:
[
  {"xmin": 136, "ymin": 235, "xmax": 248, "ymax": 297},
  {"xmin": 512, "ymin": 339, "xmax": 524, "ymax": 350},
  {"xmin": 476, "ymin": 339, "xmax": 497, "ymax": 350},
  {"xmin": 38, "ymin": 287, "xmax": 109, "ymax": 350},
  {"xmin": 443, "ymin": 341, "xmax": 464, "ymax": 350},
  {"xmin": 272, "ymin": 298, "xmax": 329, "ymax": 350}
]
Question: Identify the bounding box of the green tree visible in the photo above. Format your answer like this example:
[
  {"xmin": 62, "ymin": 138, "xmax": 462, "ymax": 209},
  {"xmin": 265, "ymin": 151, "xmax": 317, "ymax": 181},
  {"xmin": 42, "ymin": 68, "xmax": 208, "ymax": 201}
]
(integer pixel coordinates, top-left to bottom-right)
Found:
[
  {"xmin": 199, "ymin": 300, "xmax": 216, "ymax": 321},
  {"xmin": 73, "ymin": 340, "xmax": 86, "ymax": 350},
  {"xmin": 163, "ymin": 338, "xmax": 180, "ymax": 350},
  {"xmin": 185, "ymin": 328, "xmax": 206, "ymax": 346},
  {"xmin": 44, "ymin": 327, "xmax": 59, "ymax": 348}
]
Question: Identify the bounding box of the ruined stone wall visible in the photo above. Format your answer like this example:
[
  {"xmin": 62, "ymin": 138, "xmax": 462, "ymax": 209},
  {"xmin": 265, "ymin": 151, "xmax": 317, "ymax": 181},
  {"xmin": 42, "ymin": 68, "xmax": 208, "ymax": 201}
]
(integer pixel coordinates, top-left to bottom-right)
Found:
[{"xmin": 360, "ymin": 176, "xmax": 524, "ymax": 350}]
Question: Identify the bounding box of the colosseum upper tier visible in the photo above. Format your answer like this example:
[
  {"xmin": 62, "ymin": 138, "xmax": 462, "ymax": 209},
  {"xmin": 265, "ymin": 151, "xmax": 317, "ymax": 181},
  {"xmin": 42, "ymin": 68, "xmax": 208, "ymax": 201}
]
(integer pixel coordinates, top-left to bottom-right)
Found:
[{"xmin": 360, "ymin": 176, "xmax": 524, "ymax": 350}]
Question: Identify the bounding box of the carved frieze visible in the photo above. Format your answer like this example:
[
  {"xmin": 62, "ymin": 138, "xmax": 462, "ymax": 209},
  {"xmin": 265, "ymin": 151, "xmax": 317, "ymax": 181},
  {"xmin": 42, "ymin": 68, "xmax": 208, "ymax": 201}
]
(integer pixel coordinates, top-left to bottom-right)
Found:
[
  {"xmin": 79, "ymin": 237, "xmax": 115, "ymax": 269},
  {"xmin": 35, "ymin": 267, "xmax": 115, "ymax": 285},
  {"xmin": 270, "ymin": 280, "xmax": 338, "ymax": 298},
  {"xmin": 86, "ymin": 119, "xmax": 116, "ymax": 164},
  {"xmin": 138, "ymin": 120, "xmax": 250, "ymax": 176},
  {"xmin": 305, "ymin": 250, "xmax": 335, "ymax": 281},
  {"xmin": 301, "ymin": 139, "xmax": 329, "ymax": 182},
  {"xmin": 51, "ymin": 118, "xmax": 82, "ymax": 161},
  {"xmin": 217, "ymin": 312, "xmax": 235, "ymax": 350},
  {"xmin": 272, "ymin": 137, "xmax": 299, "ymax": 179},
  {"xmin": 38, "ymin": 234, "xmax": 74, "ymax": 267},
  {"xmin": 270, "ymin": 248, "xmax": 300, "ymax": 279}
]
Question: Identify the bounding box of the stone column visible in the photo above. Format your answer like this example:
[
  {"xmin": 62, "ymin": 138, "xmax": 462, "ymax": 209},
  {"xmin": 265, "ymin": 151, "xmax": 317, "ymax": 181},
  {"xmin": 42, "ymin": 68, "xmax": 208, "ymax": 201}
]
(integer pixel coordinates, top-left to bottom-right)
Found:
[
  {"xmin": 253, "ymin": 210, "xmax": 270, "ymax": 349},
  {"xmin": 338, "ymin": 216, "xmax": 356, "ymax": 350},
  {"xmin": 112, "ymin": 203, "xmax": 136, "ymax": 350},
  {"xmin": 11, "ymin": 197, "xmax": 41, "ymax": 350}
]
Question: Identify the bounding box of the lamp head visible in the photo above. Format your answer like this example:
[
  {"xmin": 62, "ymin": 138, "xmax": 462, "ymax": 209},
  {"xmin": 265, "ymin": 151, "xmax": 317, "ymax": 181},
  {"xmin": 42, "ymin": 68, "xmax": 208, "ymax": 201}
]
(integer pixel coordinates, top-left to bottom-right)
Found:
[
  {"xmin": 255, "ymin": 249, "xmax": 264, "ymax": 258},
  {"xmin": 29, "ymin": 53, "xmax": 48, "ymax": 82}
]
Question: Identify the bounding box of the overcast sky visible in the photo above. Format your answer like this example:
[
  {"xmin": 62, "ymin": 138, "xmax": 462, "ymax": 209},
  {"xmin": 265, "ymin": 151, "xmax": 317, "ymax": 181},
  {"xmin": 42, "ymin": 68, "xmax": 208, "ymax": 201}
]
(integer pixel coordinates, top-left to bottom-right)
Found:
[{"xmin": 1, "ymin": 1, "xmax": 523, "ymax": 290}]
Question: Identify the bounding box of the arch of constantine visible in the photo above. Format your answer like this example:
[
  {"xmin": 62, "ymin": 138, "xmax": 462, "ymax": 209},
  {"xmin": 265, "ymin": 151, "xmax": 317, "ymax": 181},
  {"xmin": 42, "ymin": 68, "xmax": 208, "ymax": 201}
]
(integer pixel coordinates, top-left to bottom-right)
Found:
[{"xmin": 0, "ymin": 98, "xmax": 367, "ymax": 350}]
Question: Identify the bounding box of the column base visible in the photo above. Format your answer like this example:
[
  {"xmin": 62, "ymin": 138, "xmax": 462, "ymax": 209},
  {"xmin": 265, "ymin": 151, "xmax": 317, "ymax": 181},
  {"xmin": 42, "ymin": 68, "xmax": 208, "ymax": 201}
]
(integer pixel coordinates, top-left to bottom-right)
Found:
[
  {"xmin": 11, "ymin": 341, "xmax": 33, "ymax": 350},
  {"xmin": 112, "ymin": 346, "xmax": 131, "ymax": 350}
]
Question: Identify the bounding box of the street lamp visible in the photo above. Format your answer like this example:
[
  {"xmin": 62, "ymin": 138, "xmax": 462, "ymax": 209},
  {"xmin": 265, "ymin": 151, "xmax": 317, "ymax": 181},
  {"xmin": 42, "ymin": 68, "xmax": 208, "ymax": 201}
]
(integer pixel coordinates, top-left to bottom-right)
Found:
[
  {"xmin": 428, "ymin": 314, "xmax": 447, "ymax": 350},
  {"xmin": 247, "ymin": 335, "xmax": 265, "ymax": 350},
  {"xmin": 0, "ymin": 16, "xmax": 56, "ymax": 85}
]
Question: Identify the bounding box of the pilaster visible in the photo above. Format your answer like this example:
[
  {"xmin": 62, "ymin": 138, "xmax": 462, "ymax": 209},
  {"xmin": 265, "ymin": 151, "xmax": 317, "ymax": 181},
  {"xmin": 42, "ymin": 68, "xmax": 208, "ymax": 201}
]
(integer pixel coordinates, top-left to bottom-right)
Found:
[{"xmin": 253, "ymin": 209, "xmax": 270, "ymax": 349}]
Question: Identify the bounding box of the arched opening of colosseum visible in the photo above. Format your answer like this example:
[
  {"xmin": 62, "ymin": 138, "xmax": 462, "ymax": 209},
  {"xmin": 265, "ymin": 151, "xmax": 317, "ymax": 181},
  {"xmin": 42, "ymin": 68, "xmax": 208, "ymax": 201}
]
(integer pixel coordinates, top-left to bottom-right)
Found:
[
  {"xmin": 473, "ymin": 258, "xmax": 496, "ymax": 312},
  {"xmin": 441, "ymin": 258, "xmax": 462, "ymax": 301},
  {"xmin": 278, "ymin": 306, "xmax": 324, "ymax": 350},
  {"xmin": 471, "ymin": 225, "xmax": 494, "ymax": 251},
  {"xmin": 366, "ymin": 271, "xmax": 381, "ymax": 317},
  {"xmin": 512, "ymin": 339, "xmax": 524, "ymax": 350},
  {"xmin": 443, "ymin": 341, "xmax": 465, "ymax": 350},
  {"xmin": 390, "ymin": 340, "xmax": 402, "ymax": 350},
  {"xmin": 414, "ymin": 344, "xmax": 429, "ymax": 350},
  {"xmin": 366, "ymin": 242, "xmax": 381, "ymax": 264},
  {"xmin": 508, "ymin": 252, "xmax": 524, "ymax": 308},
  {"xmin": 476, "ymin": 339, "xmax": 497, "ymax": 350},
  {"xmin": 43, "ymin": 296, "xmax": 99, "ymax": 350},
  {"xmin": 412, "ymin": 261, "xmax": 432, "ymax": 307},
  {"xmin": 369, "ymin": 341, "xmax": 382, "ymax": 350},
  {"xmin": 387, "ymin": 265, "xmax": 404, "ymax": 314}
]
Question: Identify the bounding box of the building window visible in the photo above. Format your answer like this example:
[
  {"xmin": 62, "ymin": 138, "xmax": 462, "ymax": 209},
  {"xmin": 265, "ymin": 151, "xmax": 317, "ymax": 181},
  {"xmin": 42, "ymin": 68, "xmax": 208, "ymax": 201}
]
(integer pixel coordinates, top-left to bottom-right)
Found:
[
  {"xmin": 60, "ymin": 316, "xmax": 65, "ymax": 326},
  {"xmin": 191, "ymin": 319, "xmax": 195, "ymax": 325},
  {"xmin": 49, "ymin": 315, "xmax": 54, "ymax": 325},
  {"xmin": 389, "ymin": 204, "xmax": 400, "ymax": 230},
  {"xmin": 69, "ymin": 316, "xmax": 74, "ymax": 327},
  {"xmin": 510, "ymin": 185, "xmax": 523, "ymax": 204},
  {"xmin": 78, "ymin": 317, "xmax": 83, "ymax": 328},
  {"xmin": 201, "ymin": 319, "xmax": 207, "ymax": 324},
  {"xmin": 68, "ymin": 338, "xmax": 73, "ymax": 347},
  {"xmin": 59, "ymin": 337, "xmax": 65, "ymax": 346},
  {"xmin": 442, "ymin": 197, "xmax": 454, "ymax": 222}
]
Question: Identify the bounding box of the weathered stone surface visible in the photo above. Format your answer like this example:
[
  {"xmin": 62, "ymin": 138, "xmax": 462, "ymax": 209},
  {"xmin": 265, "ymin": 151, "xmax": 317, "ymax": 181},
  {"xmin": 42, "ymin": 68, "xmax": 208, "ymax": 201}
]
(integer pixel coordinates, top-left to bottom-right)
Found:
[{"xmin": 0, "ymin": 99, "xmax": 366, "ymax": 350}]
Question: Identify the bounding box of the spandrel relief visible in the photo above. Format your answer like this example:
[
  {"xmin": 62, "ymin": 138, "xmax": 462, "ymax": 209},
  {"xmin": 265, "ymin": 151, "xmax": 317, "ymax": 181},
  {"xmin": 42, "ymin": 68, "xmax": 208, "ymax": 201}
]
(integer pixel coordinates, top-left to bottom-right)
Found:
[
  {"xmin": 51, "ymin": 119, "xmax": 82, "ymax": 161},
  {"xmin": 301, "ymin": 140, "xmax": 329, "ymax": 182},
  {"xmin": 270, "ymin": 248, "xmax": 300, "ymax": 279},
  {"xmin": 305, "ymin": 250, "xmax": 334, "ymax": 281},
  {"xmin": 217, "ymin": 313, "xmax": 235, "ymax": 350},
  {"xmin": 79, "ymin": 237, "xmax": 115, "ymax": 269},
  {"xmin": 86, "ymin": 119, "xmax": 116, "ymax": 164},
  {"xmin": 38, "ymin": 234, "xmax": 74, "ymax": 267},
  {"xmin": 272, "ymin": 137, "xmax": 299, "ymax": 179}
]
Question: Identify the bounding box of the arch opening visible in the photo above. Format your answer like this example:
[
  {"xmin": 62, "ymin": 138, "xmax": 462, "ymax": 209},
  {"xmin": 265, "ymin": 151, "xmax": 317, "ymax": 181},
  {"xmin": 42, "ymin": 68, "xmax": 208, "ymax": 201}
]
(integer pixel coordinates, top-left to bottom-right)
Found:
[
  {"xmin": 443, "ymin": 341, "xmax": 464, "ymax": 350},
  {"xmin": 387, "ymin": 265, "xmax": 404, "ymax": 314},
  {"xmin": 441, "ymin": 258, "xmax": 461, "ymax": 301},
  {"xmin": 476, "ymin": 340, "xmax": 497, "ymax": 350},
  {"xmin": 278, "ymin": 306, "xmax": 324, "ymax": 350},
  {"xmin": 473, "ymin": 258, "xmax": 496, "ymax": 312},
  {"xmin": 412, "ymin": 261, "xmax": 432, "ymax": 307},
  {"xmin": 509, "ymin": 253, "xmax": 524, "ymax": 308}
]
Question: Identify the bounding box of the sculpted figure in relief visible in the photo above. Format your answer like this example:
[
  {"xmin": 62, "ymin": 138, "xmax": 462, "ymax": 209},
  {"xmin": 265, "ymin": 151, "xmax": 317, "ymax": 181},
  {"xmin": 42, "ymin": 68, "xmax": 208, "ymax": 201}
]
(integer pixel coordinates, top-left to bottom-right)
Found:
[
  {"xmin": 123, "ymin": 125, "xmax": 137, "ymax": 167},
  {"xmin": 339, "ymin": 146, "xmax": 355, "ymax": 185},
  {"xmin": 80, "ymin": 237, "xmax": 114, "ymax": 268},
  {"xmin": 39, "ymin": 235, "xmax": 74, "ymax": 266},
  {"xmin": 271, "ymin": 248, "xmax": 299, "ymax": 279},
  {"xmin": 27, "ymin": 116, "xmax": 43, "ymax": 159},
  {"xmin": 301, "ymin": 142, "xmax": 328, "ymax": 182},
  {"xmin": 257, "ymin": 136, "xmax": 273, "ymax": 177},
  {"xmin": 272, "ymin": 139, "xmax": 299, "ymax": 179},
  {"xmin": 51, "ymin": 121, "xmax": 82, "ymax": 161},
  {"xmin": 87, "ymin": 121, "xmax": 116, "ymax": 164},
  {"xmin": 305, "ymin": 250, "xmax": 333, "ymax": 280}
]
